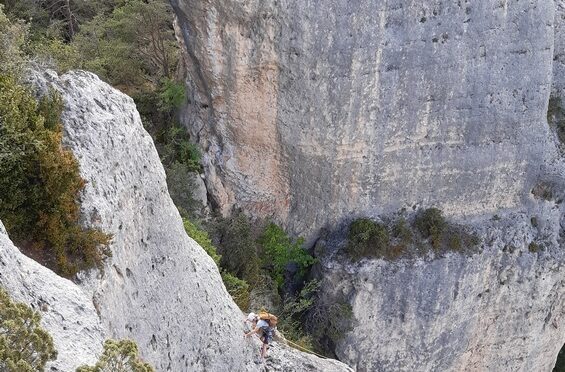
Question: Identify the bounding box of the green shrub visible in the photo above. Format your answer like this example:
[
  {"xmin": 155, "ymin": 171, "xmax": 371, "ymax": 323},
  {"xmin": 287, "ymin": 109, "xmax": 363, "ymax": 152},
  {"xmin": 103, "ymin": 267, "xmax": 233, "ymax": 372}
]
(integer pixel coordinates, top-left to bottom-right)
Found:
[
  {"xmin": 0, "ymin": 6, "xmax": 28, "ymax": 75},
  {"xmin": 259, "ymin": 223, "xmax": 316, "ymax": 288},
  {"xmin": 165, "ymin": 163, "xmax": 202, "ymax": 219},
  {"xmin": 183, "ymin": 218, "xmax": 220, "ymax": 266},
  {"xmin": 278, "ymin": 280, "xmax": 320, "ymax": 350},
  {"xmin": 183, "ymin": 218, "xmax": 252, "ymax": 310},
  {"xmin": 30, "ymin": 36, "xmax": 81, "ymax": 73},
  {"xmin": 221, "ymin": 271, "xmax": 250, "ymax": 311},
  {"xmin": 447, "ymin": 233, "xmax": 462, "ymax": 251},
  {"xmin": 218, "ymin": 213, "xmax": 262, "ymax": 287},
  {"xmin": 0, "ymin": 74, "xmax": 111, "ymax": 276},
  {"xmin": 76, "ymin": 339, "xmax": 153, "ymax": 372},
  {"xmin": 157, "ymin": 123, "xmax": 201, "ymax": 173},
  {"xmin": 0, "ymin": 288, "xmax": 57, "ymax": 371},
  {"xmin": 346, "ymin": 218, "xmax": 390, "ymax": 259},
  {"xmin": 414, "ymin": 208, "xmax": 446, "ymax": 249},
  {"xmin": 159, "ymin": 79, "xmax": 186, "ymax": 112},
  {"xmin": 392, "ymin": 217, "xmax": 412, "ymax": 246}
]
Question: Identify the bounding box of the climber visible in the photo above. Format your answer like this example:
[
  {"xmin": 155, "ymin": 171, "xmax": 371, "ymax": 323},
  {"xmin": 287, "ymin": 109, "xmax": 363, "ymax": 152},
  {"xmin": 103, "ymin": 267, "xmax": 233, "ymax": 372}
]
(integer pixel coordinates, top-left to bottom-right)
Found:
[{"xmin": 244, "ymin": 311, "xmax": 277, "ymax": 359}]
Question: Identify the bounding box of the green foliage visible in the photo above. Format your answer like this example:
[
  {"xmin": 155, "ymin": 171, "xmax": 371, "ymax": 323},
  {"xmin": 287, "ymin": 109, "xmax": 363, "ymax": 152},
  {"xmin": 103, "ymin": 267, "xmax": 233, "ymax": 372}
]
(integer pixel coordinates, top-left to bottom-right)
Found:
[
  {"xmin": 218, "ymin": 213, "xmax": 261, "ymax": 287},
  {"xmin": 392, "ymin": 217, "xmax": 412, "ymax": 245},
  {"xmin": 305, "ymin": 296, "xmax": 353, "ymax": 356},
  {"xmin": 76, "ymin": 339, "xmax": 153, "ymax": 372},
  {"xmin": 0, "ymin": 74, "xmax": 111, "ymax": 276},
  {"xmin": 183, "ymin": 218, "xmax": 251, "ymax": 310},
  {"xmin": 165, "ymin": 162, "xmax": 202, "ymax": 219},
  {"xmin": 259, "ymin": 223, "xmax": 316, "ymax": 288},
  {"xmin": 346, "ymin": 218, "xmax": 390, "ymax": 259},
  {"xmin": 0, "ymin": 5, "xmax": 29, "ymax": 75},
  {"xmin": 31, "ymin": 36, "xmax": 81, "ymax": 73},
  {"xmin": 159, "ymin": 79, "xmax": 186, "ymax": 112},
  {"xmin": 346, "ymin": 211, "xmax": 480, "ymax": 260},
  {"xmin": 0, "ymin": 288, "xmax": 57, "ymax": 371},
  {"xmin": 158, "ymin": 124, "xmax": 202, "ymax": 173},
  {"xmin": 71, "ymin": 0, "xmax": 178, "ymax": 88},
  {"xmin": 277, "ymin": 280, "xmax": 321, "ymax": 350},
  {"xmin": 183, "ymin": 218, "xmax": 220, "ymax": 266},
  {"xmin": 221, "ymin": 271, "xmax": 250, "ymax": 311},
  {"xmin": 414, "ymin": 208, "xmax": 446, "ymax": 249}
]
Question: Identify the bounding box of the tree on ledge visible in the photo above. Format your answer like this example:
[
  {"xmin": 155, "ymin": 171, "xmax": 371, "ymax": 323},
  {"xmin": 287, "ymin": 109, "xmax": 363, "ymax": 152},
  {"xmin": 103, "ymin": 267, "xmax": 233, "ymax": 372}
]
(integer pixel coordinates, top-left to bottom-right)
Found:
[{"xmin": 0, "ymin": 288, "xmax": 57, "ymax": 372}]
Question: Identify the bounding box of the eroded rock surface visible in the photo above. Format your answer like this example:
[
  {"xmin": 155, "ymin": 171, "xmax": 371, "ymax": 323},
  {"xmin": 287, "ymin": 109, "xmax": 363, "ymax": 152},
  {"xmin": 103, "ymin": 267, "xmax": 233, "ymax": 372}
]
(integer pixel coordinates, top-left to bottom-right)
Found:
[
  {"xmin": 320, "ymin": 212, "xmax": 565, "ymax": 371},
  {"xmin": 0, "ymin": 220, "xmax": 104, "ymax": 371}
]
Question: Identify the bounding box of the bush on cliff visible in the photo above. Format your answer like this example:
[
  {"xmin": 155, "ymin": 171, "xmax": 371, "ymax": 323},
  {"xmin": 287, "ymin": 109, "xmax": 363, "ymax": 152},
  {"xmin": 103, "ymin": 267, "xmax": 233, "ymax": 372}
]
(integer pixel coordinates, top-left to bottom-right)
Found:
[
  {"xmin": 346, "ymin": 209, "xmax": 480, "ymax": 261},
  {"xmin": 259, "ymin": 223, "xmax": 316, "ymax": 289},
  {"xmin": 0, "ymin": 288, "xmax": 57, "ymax": 371},
  {"xmin": 346, "ymin": 218, "xmax": 390, "ymax": 259},
  {"xmin": 76, "ymin": 339, "xmax": 153, "ymax": 372},
  {"xmin": 182, "ymin": 218, "xmax": 221, "ymax": 265},
  {"xmin": 183, "ymin": 217, "xmax": 251, "ymax": 310},
  {"xmin": 0, "ymin": 74, "xmax": 111, "ymax": 276},
  {"xmin": 414, "ymin": 208, "xmax": 446, "ymax": 249},
  {"xmin": 217, "ymin": 213, "xmax": 262, "ymax": 287},
  {"xmin": 221, "ymin": 271, "xmax": 251, "ymax": 311}
]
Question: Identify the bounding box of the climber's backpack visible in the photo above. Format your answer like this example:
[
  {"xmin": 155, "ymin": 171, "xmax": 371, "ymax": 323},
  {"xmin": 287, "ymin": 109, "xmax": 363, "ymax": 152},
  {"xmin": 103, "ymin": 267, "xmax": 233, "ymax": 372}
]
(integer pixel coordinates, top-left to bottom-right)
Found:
[{"xmin": 259, "ymin": 311, "xmax": 278, "ymax": 328}]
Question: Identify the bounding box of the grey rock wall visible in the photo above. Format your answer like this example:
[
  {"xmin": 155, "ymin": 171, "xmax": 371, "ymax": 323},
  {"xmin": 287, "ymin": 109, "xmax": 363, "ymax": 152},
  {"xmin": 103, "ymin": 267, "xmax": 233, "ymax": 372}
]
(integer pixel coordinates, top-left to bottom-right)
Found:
[
  {"xmin": 171, "ymin": 0, "xmax": 565, "ymax": 370},
  {"xmin": 12, "ymin": 69, "xmax": 351, "ymax": 372},
  {"xmin": 173, "ymin": 0, "xmax": 559, "ymax": 240},
  {"xmin": 320, "ymin": 212, "xmax": 565, "ymax": 371}
]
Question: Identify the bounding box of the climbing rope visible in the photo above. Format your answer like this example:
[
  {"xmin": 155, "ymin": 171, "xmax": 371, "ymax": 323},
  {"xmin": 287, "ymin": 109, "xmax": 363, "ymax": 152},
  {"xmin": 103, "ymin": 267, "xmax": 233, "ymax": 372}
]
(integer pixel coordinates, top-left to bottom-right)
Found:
[
  {"xmin": 251, "ymin": 332, "xmax": 330, "ymax": 360},
  {"xmin": 282, "ymin": 338, "xmax": 329, "ymax": 360}
]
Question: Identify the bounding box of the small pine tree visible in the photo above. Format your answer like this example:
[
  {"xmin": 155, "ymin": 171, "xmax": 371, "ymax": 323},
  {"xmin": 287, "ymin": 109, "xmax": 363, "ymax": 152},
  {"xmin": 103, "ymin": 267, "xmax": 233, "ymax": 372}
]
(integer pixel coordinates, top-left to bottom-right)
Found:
[
  {"xmin": 0, "ymin": 288, "xmax": 57, "ymax": 371},
  {"xmin": 76, "ymin": 339, "xmax": 154, "ymax": 372}
]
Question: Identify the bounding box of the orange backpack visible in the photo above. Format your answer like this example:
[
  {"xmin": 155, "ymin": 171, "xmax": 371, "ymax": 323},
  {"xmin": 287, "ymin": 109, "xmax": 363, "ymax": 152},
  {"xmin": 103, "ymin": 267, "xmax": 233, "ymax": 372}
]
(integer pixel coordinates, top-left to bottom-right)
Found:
[{"xmin": 259, "ymin": 311, "xmax": 278, "ymax": 328}]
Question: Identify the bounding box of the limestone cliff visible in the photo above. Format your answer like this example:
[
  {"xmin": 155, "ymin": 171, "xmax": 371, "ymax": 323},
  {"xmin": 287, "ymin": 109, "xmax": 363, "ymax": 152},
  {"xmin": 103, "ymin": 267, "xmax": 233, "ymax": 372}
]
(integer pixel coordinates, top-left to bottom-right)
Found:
[
  {"xmin": 172, "ymin": 0, "xmax": 565, "ymax": 370},
  {"xmin": 173, "ymin": 0, "xmax": 560, "ymax": 239},
  {"xmin": 318, "ymin": 211, "xmax": 564, "ymax": 371},
  {"xmin": 0, "ymin": 70, "xmax": 351, "ymax": 372}
]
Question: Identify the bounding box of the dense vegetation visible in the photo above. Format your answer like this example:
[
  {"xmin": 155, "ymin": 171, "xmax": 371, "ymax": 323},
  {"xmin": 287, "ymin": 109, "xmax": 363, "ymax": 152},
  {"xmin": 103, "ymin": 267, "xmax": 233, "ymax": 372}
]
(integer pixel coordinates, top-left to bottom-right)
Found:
[
  {"xmin": 345, "ymin": 208, "xmax": 480, "ymax": 261},
  {"xmin": 0, "ymin": 60, "xmax": 110, "ymax": 275},
  {"xmin": 1, "ymin": 0, "xmax": 202, "ymax": 215},
  {"xmin": 182, "ymin": 212, "xmax": 353, "ymax": 356},
  {"xmin": 76, "ymin": 339, "xmax": 154, "ymax": 372},
  {"xmin": 0, "ymin": 288, "xmax": 57, "ymax": 371}
]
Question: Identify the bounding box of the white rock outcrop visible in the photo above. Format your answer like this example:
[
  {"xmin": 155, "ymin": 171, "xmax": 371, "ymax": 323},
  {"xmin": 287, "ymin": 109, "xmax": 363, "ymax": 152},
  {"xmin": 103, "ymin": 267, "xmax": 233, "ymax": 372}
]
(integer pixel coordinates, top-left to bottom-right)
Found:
[
  {"xmin": 1, "ymin": 69, "xmax": 351, "ymax": 372},
  {"xmin": 0, "ymin": 221, "xmax": 104, "ymax": 371}
]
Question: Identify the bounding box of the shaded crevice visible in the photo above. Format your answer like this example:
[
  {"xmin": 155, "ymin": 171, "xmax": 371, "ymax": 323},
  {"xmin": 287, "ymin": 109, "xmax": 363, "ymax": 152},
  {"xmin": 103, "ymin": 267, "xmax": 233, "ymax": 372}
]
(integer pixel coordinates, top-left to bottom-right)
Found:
[{"xmin": 168, "ymin": 0, "xmax": 218, "ymax": 141}]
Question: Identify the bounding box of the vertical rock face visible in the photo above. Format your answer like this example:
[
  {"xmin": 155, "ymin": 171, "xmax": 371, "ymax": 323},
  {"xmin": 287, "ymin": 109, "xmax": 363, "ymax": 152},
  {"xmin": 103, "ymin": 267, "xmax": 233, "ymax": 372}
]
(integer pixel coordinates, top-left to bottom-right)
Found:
[
  {"xmin": 173, "ymin": 0, "xmax": 559, "ymax": 239},
  {"xmin": 17, "ymin": 69, "xmax": 351, "ymax": 372}
]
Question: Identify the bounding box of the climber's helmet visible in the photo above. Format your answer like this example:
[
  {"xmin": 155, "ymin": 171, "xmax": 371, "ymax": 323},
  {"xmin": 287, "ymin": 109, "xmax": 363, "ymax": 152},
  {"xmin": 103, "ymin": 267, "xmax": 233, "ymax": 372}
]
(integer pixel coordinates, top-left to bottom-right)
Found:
[{"xmin": 246, "ymin": 312, "xmax": 258, "ymax": 323}]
